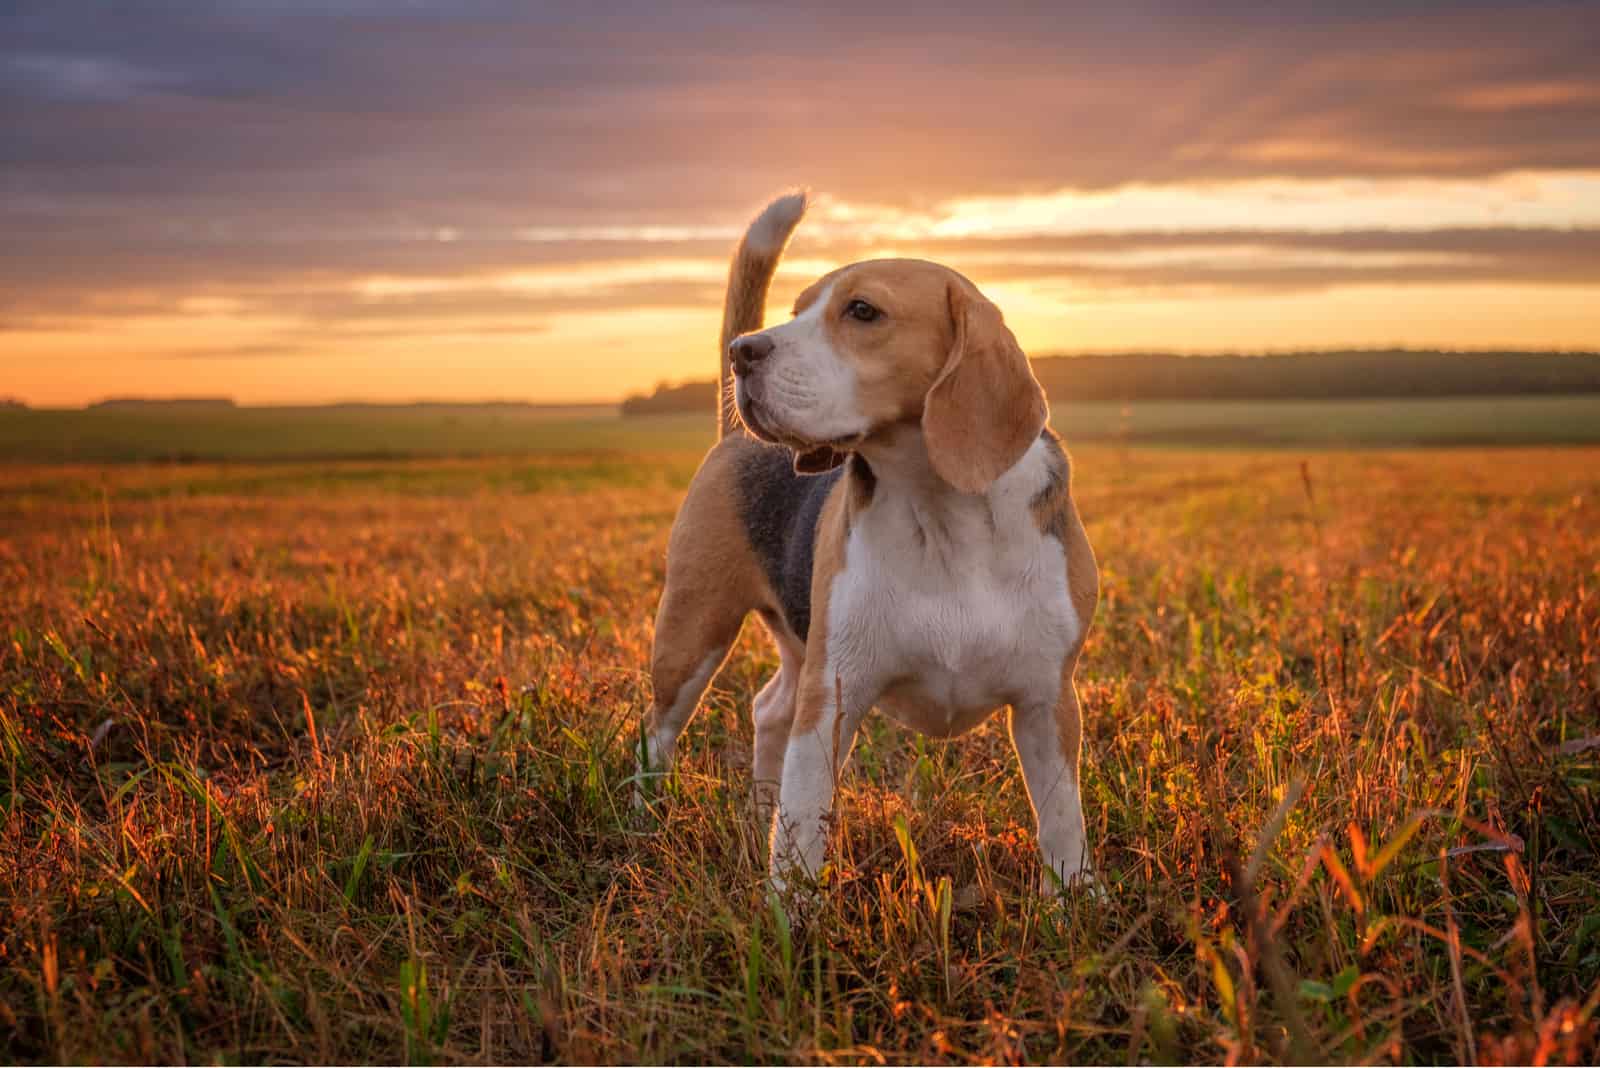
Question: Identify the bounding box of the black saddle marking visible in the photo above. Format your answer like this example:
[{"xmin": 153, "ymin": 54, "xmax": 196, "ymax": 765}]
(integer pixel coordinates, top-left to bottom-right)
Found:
[{"xmin": 735, "ymin": 443, "xmax": 845, "ymax": 641}]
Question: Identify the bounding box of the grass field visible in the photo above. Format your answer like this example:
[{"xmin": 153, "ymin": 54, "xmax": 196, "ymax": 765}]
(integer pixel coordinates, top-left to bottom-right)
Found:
[
  {"xmin": 5, "ymin": 393, "xmax": 1600, "ymax": 463},
  {"xmin": 3, "ymin": 443, "xmax": 1599, "ymax": 1063}
]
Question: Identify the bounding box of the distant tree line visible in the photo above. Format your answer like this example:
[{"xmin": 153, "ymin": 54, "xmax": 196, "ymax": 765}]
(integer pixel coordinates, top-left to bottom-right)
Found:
[
  {"xmin": 1030, "ymin": 350, "xmax": 1600, "ymax": 401},
  {"xmin": 621, "ymin": 381, "xmax": 723, "ymax": 416},
  {"xmin": 87, "ymin": 397, "xmax": 237, "ymax": 410},
  {"xmin": 621, "ymin": 349, "xmax": 1600, "ymax": 415}
]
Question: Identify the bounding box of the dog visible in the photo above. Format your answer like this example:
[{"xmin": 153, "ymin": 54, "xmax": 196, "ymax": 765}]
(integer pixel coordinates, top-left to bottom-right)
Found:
[{"xmin": 639, "ymin": 191, "xmax": 1099, "ymax": 893}]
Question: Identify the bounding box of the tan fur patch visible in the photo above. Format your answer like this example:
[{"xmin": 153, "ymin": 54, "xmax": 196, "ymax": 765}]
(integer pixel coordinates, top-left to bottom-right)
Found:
[
  {"xmin": 922, "ymin": 279, "xmax": 1048, "ymax": 493},
  {"xmin": 647, "ymin": 441, "xmax": 770, "ymax": 728},
  {"xmin": 789, "ymin": 470, "xmax": 856, "ymax": 735},
  {"xmin": 1044, "ymin": 478, "xmax": 1095, "ymax": 816},
  {"xmin": 793, "ymin": 261, "xmax": 958, "ymax": 433},
  {"xmin": 1030, "ymin": 438, "xmax": 1099, "ymax": 660},
  {"xmin": 1053, "ymin": 673, "xmax": 1084, "ymax": 776}
]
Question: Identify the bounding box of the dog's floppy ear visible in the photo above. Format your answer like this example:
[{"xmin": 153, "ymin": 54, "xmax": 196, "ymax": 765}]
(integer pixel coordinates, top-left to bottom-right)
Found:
[
  {"xmin": 793, "ymin": 445, "xmax": 847, "ymax": 474},
  {"xmin": 922, "ymin": 280, "xmax": 1048, "ymax": 494}
]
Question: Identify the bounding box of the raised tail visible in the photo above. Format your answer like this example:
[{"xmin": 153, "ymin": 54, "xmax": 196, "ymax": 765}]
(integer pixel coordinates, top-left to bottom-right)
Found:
[{"xmin": 718, "ymin": 191, "xmax": 807, "ymax": 438}]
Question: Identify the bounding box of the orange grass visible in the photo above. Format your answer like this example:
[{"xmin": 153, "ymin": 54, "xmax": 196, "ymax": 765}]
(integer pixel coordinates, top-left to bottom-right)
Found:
[{"xmin": 2, "ymin": 447, "xmax": 1598, "ymax": 1063}]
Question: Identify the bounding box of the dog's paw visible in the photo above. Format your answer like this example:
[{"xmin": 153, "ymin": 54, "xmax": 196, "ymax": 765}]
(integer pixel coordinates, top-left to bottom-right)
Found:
[
  {"xmin": 1041, "ymin": 864, "xmax": 1103, "ymax": 900},
  {"xmin": 766, "ymin": 869, "xmax": 824, "ymax": 930},
  {"xmin": 630, "ymin": 758, "xmax": 668, "ymax": 818},
  {"xmin": 767, "ymin": 850, "xmax": 827, "ymax": 905},
  {"xmin": 767, "ymin": 858, "xmax": 800, "ymax": 902}
]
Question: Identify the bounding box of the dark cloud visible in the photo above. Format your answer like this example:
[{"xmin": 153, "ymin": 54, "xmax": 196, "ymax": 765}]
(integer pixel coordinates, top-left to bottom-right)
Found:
[
  {"xmin": 917, "ymin": 228, "xmax": 1600, "ymax": 293},
  {"xmin": 5, "ymin": 2, "xmax": 1599, "ymax": 219},
  {"xmin": 3, "ymin": 0, "xmax": 1599, "ymax": 358},
  {"xmin": 5, "ymin": 227, "xmax": 1595, "ymax": 355},
  {"xmin": 6, "ymin": 225, "xmax": 1597, "ymax": 311},
  {"xmin": 823, "ymin": 227, "xmax": 1600, "ymax": 295},
  {"xmin": 249, "ymin": 279, "xmax": 724, "ymax": 339}
]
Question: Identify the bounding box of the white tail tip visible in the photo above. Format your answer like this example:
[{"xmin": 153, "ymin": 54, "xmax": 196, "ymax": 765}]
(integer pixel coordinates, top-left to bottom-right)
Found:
[{"xmin": 743, "ymin": 190, "xmax": 808, "ymax": 255}]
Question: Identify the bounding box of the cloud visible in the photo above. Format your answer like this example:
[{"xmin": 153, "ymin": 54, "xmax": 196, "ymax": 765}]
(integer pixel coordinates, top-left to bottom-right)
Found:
[
  {"xmin": 160, "ymin": 341, "xmax": 310, "ymax": 360},
  {"xmin": 5, "ymin": 2, "xmax": 1599, "ymax": 223},
  {"xmin": 7, "ymin": 167, "xmax": 1600, "ymax": 307},
  {"xmin": 1451, "ymin": 79, "xmax": 1600, "ymax": 113},
  {"xmin": 3, "ymin": 0, "xmax": 1598, "ymax": 392},
  {"xmin": 5, "ymin": 223, "xmax": 1595, "ymax": 352},
  {"xmin": 0, "ymin": 53, "xmax": 183, "ymax": 102}
]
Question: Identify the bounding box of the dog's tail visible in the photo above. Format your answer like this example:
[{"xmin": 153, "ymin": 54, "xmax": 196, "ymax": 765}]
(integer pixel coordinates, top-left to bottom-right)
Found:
[{"xmin": 718, "ymin": 191, "xmax": 807, "ymax": 438}]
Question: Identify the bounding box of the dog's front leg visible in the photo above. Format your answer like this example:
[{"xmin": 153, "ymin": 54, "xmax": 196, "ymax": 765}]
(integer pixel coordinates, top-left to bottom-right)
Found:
[
  {"xmin": 750, "ymin": 664, "xmax": 798, "ymax": 830},
  {"xmin": 769, "ymin": 674, "xmax": 867, "ymax": 894},
  {"xmin": 1008, "ymin": 677, "xmax": 1093, "ymax": 892}
]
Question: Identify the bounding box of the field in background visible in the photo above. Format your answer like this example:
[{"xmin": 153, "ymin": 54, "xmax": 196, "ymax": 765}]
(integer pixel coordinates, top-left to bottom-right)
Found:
[
  {"xmin": 3, "ymin": 447, "xmax": 1599, "ymax": 1063},
  {"xmin": 5, "ymin": 393, "xmax": 1600, "ymax": 463}
]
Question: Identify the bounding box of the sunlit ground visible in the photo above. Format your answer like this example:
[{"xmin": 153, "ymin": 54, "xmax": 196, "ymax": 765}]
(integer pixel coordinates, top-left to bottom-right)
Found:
[{"xmin": 3, "ymin": 447, "xmax": 1597, "ymax": 1062}]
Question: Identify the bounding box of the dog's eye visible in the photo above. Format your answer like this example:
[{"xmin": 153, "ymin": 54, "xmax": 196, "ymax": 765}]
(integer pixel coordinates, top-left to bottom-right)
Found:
[{"xmin": 844, "ymin": 299, "xmax": 881, "ymax": 323}]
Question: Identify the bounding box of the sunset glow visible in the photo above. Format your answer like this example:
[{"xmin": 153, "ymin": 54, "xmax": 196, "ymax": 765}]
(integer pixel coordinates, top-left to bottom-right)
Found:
[{"xmin": 5, "ymin": 2, "xmax": 1600, "ymax": 405}]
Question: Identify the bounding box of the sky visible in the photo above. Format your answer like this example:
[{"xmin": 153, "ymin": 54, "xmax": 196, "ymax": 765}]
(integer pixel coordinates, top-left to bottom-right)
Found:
[{"xmin": 4, "ymin": 0, "xmax": 1600, "ymax": 405}]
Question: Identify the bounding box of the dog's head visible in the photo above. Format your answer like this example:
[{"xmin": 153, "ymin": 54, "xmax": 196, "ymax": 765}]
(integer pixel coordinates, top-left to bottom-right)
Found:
[{"xmin": 729, "ymin": 259, "xmax": 1047, "ymax": 493}]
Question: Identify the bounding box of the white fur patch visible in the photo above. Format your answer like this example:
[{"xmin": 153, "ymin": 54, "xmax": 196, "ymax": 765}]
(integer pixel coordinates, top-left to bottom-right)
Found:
[
  {"xmin": 1011, "ymin": 696, "xmax": 1090, "ymax": 886},
  {"xmin": 751, "ymin": 283, "xmax": 872, "ymax": 444},
  {"xmin": 824, "ymin": 435, "xmax": 1080, "ymax": 735}
]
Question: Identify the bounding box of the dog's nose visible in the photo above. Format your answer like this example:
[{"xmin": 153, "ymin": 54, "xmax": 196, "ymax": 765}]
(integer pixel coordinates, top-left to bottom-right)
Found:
[{"xmin": 729, "ymin": 333, "xmax": 775, "ymax": 376}]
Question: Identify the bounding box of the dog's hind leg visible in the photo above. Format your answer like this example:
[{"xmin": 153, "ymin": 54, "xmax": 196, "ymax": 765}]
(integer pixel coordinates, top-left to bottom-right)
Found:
[{"xmin": 638, "ymin": 581, "xmax": 746, "ymax": 802}]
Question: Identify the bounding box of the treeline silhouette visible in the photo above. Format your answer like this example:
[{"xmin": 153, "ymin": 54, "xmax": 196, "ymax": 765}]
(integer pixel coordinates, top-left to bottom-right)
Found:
[
  {"xmin": 621, "ymin": 349, "xmax": 1600, "ymax": 415},
  {"xmin": 88, "ymin": 397, "xmax": 237, "ymax": 410}
]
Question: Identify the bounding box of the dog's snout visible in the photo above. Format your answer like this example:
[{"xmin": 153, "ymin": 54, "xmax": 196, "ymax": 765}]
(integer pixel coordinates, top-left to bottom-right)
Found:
[{"xmin": 730, "ymin": 333, "xmax": 775, "ymax": 376}]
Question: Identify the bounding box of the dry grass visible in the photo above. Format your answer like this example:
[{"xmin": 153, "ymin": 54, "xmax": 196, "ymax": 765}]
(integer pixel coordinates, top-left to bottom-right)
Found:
[{"xmin": 2, "ymin": 447, "xmax": 1598, "ymax": 1064}]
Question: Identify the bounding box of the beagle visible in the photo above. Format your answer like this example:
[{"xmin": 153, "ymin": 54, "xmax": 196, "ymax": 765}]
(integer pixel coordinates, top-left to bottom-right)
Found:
[{"xmin": 640, "ymin": 192, "xmax": 1099, "ymax": 893}]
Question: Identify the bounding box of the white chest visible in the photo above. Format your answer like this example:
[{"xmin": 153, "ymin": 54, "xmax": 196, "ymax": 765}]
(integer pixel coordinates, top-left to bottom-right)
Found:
[{"xmin": 823, "ymin": 485, "xmax": 1080, "ymax": 734}]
